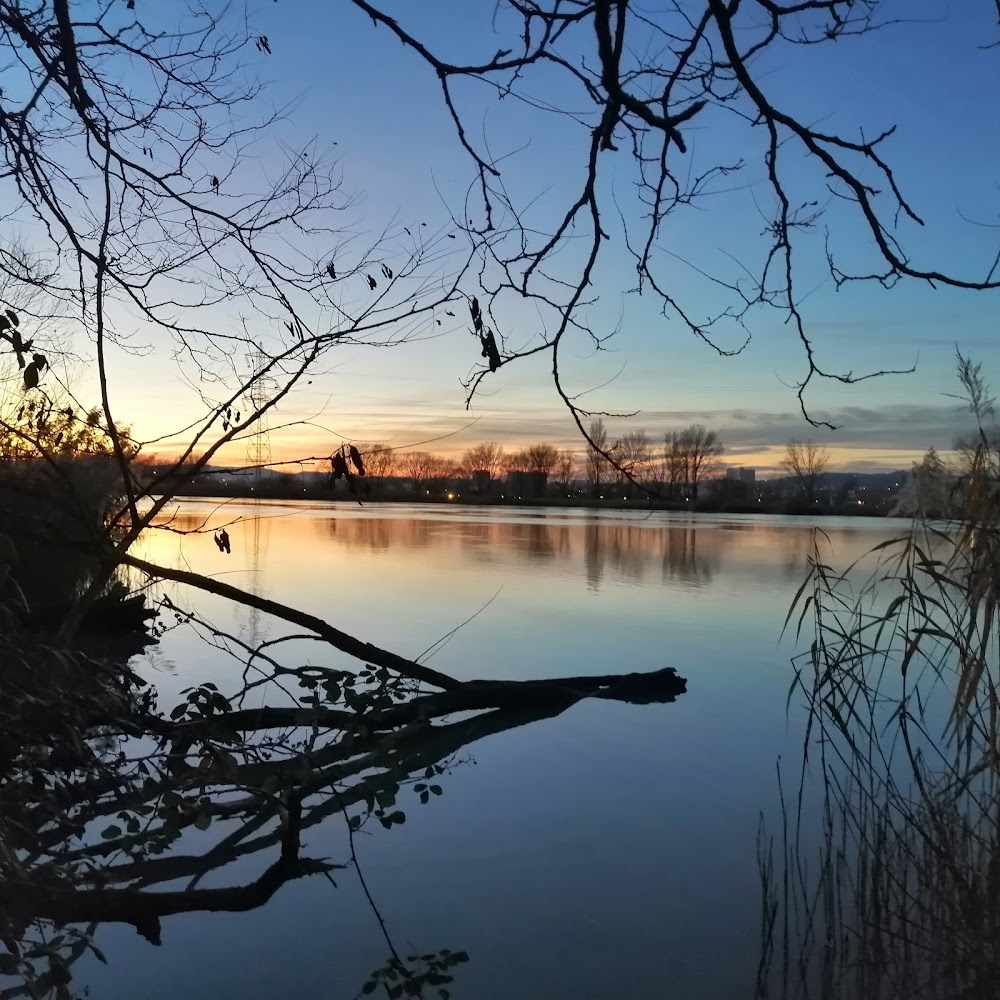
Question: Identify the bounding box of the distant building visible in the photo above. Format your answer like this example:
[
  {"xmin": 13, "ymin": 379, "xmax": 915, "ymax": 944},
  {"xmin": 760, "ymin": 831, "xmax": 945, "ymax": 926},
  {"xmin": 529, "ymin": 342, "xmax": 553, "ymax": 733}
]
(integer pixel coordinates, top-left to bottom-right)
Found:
[
  {"xmin": 506, "ymin": 470, "xmax": 548, "ymax": 498},
  {"xmin": 726, "ymin": 466, "xmax": 756, "ymax": 483},
  {"xmin": 471, "ymin": 470, "xmax": 492, "ymax": 494}
]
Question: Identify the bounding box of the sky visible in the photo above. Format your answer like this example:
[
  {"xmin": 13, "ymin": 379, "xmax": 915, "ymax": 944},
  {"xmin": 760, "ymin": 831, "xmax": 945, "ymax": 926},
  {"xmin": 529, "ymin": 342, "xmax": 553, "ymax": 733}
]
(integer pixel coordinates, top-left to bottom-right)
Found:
[{"xmin": 29, "ymin": 0, "xmax": 1000, "ymax": 474}]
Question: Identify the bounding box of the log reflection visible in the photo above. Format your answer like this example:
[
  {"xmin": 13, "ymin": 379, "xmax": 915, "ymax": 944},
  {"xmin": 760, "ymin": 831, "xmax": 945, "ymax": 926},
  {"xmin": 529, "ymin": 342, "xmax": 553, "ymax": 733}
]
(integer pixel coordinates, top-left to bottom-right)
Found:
[{"xmin": 0, "ymin": 562, "xmax": 686, "ymax": 998}]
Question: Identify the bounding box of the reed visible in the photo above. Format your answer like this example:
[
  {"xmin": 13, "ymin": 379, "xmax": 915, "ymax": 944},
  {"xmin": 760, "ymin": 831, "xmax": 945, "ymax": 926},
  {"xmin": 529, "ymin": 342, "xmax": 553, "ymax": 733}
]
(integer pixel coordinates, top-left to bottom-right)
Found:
[{"xmin": 758, "ymin": 355, "xmax": 1000, "ymax": 999}]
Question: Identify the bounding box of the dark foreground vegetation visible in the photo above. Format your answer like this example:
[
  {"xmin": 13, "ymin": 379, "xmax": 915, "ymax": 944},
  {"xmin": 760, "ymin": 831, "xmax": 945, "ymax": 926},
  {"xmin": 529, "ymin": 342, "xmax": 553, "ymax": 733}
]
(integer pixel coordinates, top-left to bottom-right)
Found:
[{"xmin": 756, "ymin": 358, "xmax": 1000, "ymax": 999}]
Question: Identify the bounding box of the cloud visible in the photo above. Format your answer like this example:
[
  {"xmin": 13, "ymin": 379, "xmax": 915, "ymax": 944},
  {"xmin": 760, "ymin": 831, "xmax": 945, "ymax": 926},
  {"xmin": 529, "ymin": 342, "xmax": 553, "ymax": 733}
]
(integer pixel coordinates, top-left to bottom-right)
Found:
[
  {"xmin": 214, "ymin": 395, "xmax": 976, "ymax": 473},
  {"xmin": 603, "ymin": 402, "xmax": 974, "ymax": 453}
]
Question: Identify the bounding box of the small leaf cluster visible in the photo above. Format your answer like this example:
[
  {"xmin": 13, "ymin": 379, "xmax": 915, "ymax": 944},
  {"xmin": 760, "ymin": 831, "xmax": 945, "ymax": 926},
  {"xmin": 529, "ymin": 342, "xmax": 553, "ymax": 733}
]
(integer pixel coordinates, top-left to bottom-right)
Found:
[
  {"xmin": 99, "ymin": 792, "xmax": 186, "ymax": 857},
  {"xmin": 219, "ymin": 404, "xmax": 241, "ymax": 433},
  {"xmin": 294, "ymin": 667, "xmax": 355, "ymax": 708},
  {"xmin": 348, "ymin": 782, "xmax": 406, "ymax": 832},
  {"xmin": 295, "ymin": 664, "xmax": 411, "ymax": 714},
  {"xmin": 99, "ymin": 807, "xmax": 143, "ymax": 842},
  {"xmin": 413, "ymin": 764, "xmax": 446, "ymax": 805},
  {"xmin": 360, "ymin": 948, "xmax": 469, "ymax": 999},
  {"xmin": 168, "ymin": 682, "xmax": 232, "ymax": 721},
  {"xmin": 156, "ymin": 788, "xmax": 215, "ymax": 837},
  {"xmin": 347, "ymin": 763, "xmax": 446, "ymax": 834}
]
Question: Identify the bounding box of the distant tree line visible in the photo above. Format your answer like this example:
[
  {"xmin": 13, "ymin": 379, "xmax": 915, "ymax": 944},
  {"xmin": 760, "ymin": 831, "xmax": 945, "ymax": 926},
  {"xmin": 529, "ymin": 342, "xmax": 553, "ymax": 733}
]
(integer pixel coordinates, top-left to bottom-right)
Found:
[
  {"xmin": 341, "ymin": 440, "xmax": 578, "ymax": 488},
  {"xmin": 343, "ymin": 419, "xmax": 728, "ymax": 499}
]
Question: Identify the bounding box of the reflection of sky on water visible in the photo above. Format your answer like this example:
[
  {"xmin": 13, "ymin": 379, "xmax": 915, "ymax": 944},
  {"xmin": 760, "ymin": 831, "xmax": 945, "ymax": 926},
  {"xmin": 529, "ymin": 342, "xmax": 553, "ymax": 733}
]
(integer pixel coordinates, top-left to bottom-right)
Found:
[{"xmin": 91, "ymin": 503, "xmax": 907, "ymax": 999}]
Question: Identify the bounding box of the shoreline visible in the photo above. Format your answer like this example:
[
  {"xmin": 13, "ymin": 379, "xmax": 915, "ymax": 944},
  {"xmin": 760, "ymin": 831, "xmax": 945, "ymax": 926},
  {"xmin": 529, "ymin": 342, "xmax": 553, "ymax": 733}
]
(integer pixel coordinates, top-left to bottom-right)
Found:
[{"xmin": 160, "ymin": 486, "xmax": 892, "ymax": 518}]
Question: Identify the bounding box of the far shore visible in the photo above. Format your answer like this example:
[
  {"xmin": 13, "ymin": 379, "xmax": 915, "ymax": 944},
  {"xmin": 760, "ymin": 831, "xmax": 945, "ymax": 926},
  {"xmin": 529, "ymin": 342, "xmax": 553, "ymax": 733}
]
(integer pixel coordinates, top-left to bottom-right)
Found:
[{"xmin": 158, "ymin": 483, "xmax": 893, "ymax": 518}]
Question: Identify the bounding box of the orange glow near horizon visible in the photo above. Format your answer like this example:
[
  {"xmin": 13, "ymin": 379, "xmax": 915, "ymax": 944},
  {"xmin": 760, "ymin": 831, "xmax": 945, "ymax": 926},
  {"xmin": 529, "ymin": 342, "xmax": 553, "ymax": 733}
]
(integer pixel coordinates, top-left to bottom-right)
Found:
[{"xmin": 142, "ymin": 433, "xmax": 929, "ymax": 477}]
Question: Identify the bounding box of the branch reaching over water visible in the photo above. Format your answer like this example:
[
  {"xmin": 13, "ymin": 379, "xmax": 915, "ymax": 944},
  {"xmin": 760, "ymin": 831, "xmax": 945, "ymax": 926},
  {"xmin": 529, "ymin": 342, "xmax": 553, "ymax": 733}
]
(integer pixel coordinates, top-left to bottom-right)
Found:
[{"xmin": 123, "ymin": 554, "xmax": 461, "ymax": 691}]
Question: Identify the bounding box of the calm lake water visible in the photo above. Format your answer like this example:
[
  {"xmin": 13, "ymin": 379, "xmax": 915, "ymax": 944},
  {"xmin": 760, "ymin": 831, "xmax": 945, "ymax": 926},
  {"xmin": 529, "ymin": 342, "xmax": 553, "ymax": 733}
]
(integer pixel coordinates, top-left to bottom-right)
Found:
[{"xmin": 82, "ymin": 502, "xmax": 908, "ymax": 999}]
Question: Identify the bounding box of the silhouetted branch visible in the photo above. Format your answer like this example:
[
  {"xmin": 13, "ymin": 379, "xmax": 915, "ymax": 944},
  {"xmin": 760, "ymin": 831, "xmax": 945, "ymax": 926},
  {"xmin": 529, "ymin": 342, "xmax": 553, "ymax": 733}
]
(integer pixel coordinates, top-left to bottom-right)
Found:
[
  {"xmin": 2, "ymin": 794, "xmax": 331, "ymax": 946},
  {"xmin": 123, "ymin": 553, "xmax": 460, "ymax": 691},
  {"xmin": 347, "ymin": 0, "xmax": 999, "ymax": 429}
]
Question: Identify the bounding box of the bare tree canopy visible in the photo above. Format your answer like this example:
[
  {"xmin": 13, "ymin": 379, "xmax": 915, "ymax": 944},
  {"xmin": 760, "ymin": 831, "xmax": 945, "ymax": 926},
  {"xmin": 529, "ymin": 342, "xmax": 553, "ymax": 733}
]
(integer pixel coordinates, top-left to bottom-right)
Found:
[
  {"xmin": 347, "ymin": 0, "xmax": 1000, "ymax": 441},
  {"xmin": 400, "ymin": 450, "xmax": 450, "ymax": 482},
  {"xmin": 616, "ymin": 429, "xmax": 654, "ymax": 497},
  {"xmin": 0, "ymin": 0, "xmax": 473, "ymax": 544},
  {"xmin": 661, "ymin": 425, "xmax": 724, "ymax": 500},
  {"xmin": 585, "ymin": 418, "xmax": 610, "ymax": 495},
  {"xmin": 361, "ymin": 443, "xmax": 398, "ymax": 479},
  {"xmin": 522, "ymin": 442, "xmax": 559, "ymax": 475},
  {"xmin": 553, "ymin": 448, "xmax": 576, "ymax": 486},
  {"xmin": 663, "ymin": 432, "xmax": 687, "ymax": 501},
  {"xmin": 782, "ymin": 439, "xmax": 831, "ymax": 503},
  {"xmin": 506, "ymin": 442, "xmax": 558, "ymax": 474},
  {"xmin": 461, "ymin": 441, "xmax": 506, "ymax": 479}
]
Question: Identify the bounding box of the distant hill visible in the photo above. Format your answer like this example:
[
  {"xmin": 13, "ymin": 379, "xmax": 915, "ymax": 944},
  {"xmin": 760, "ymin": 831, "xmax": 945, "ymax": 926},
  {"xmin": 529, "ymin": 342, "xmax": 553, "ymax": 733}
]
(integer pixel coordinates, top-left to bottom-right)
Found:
[{"xmin": 761, "ymin": 470, "xmax": 909, "ymax": 490}]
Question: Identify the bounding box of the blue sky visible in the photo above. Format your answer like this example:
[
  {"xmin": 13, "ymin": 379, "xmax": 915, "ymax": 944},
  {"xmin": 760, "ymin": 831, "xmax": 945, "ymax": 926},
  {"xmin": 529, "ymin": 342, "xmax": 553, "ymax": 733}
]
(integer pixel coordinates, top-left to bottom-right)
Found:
[{"xmin": 102, "ymin": 0, "xmax": 1000, "ymax": 472}]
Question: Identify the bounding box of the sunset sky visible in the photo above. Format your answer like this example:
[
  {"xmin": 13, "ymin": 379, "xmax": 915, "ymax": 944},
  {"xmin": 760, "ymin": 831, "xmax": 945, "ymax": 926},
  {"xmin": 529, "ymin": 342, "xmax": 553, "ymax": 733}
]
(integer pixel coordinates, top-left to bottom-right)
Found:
[{"xmin": 84, "ymin": 1, "xmax": 1000, "ymax": 475}]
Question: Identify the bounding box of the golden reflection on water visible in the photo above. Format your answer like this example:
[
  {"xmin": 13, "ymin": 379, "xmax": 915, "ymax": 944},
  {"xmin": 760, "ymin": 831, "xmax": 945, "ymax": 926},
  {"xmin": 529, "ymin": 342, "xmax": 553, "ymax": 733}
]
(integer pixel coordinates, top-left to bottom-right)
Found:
[{"xmin": 141, "ymin": 501, "xmax": 887, "ymax": 598}]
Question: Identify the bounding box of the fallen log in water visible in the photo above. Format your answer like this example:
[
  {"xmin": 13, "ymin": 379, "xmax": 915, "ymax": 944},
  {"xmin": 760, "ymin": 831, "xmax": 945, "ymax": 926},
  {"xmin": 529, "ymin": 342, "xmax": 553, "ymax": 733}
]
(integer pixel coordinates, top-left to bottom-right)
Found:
[
  {"xmin": 176, "ymin": 665, "xmax": 687, "ymax": 738},
  {"xmin": 0, "ymin": 555, "xmax": 690, "ymax": 955}
]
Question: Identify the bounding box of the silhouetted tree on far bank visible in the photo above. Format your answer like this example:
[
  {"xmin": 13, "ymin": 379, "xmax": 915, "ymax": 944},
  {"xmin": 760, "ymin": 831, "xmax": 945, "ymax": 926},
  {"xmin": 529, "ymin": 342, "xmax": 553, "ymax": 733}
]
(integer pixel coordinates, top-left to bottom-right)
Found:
[
  {"xmin": 461, "ymin": 441, "xmax": 506, "ymax": 480},
  {"xmin": 586, "ymin": 419, "xmax": 611, "ymax": 498},
  {"xmin": 617, "ymin": 429, "xmax": 654, "ymax": 498},
  {"xmin": 398, "ymin": 451, "xmax": 455, "ymax": 487},
  {"xmin": 553, "ymin": 448, "xmax": 576, "ymax": 490},
  {"xmin": 782, "ymin": 440, "xmax": 830, "ymax": 504},
  {"xmin": 506, "ymin": 442, "xmax": 558, "ymax": 475},
  {"xmin": 362, "ymin": 443, "xmax": 398, "ymax": 480},
  {"xmin": 524, "ymin": 443, "xmax": 558, "ymax": 475},
  {"xmin": 662, "ymin": 425, "xmax": 723, "ymax": 501}
]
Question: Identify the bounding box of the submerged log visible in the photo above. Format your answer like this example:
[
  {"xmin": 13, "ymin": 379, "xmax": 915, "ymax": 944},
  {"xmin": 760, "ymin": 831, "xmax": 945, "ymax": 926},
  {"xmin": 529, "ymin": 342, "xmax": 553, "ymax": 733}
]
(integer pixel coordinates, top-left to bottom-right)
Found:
[{"xmin": 179, "ymin": 666, "xmax": 687, "ymax": 738}]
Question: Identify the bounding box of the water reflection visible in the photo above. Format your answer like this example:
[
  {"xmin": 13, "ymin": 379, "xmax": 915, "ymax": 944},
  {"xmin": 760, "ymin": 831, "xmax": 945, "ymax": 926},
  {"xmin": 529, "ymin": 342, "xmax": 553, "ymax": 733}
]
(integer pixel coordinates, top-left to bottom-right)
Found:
[
  {"xmin": 0, "ymin": 588, "xmax": 685, "ymax": 999},
  {"xmin": 148, "ymin": 505, "xmax": 888, "ymax": 602},
  {"xmin": 314, "ymin": 511, "xmax": 730, "ymax": 590},
  {"xmin": 236, "ymin": 505, "xmax": 272, "ymax": 646},
  {"xmin": 111, "ymin": 502, "xmax": 906, "ymax": 1000},
  {"xmin": 291, "ymin": 507, "xmax": 886, "ymax": 595}
]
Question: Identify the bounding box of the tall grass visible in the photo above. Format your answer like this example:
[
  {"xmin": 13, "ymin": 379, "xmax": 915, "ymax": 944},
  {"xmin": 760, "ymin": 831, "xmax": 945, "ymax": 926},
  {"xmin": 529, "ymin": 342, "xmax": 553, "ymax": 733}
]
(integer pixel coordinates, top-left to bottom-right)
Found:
[{"xmin": 758, "ymin": 358, "xmax": 1000, "ymax": 999}]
